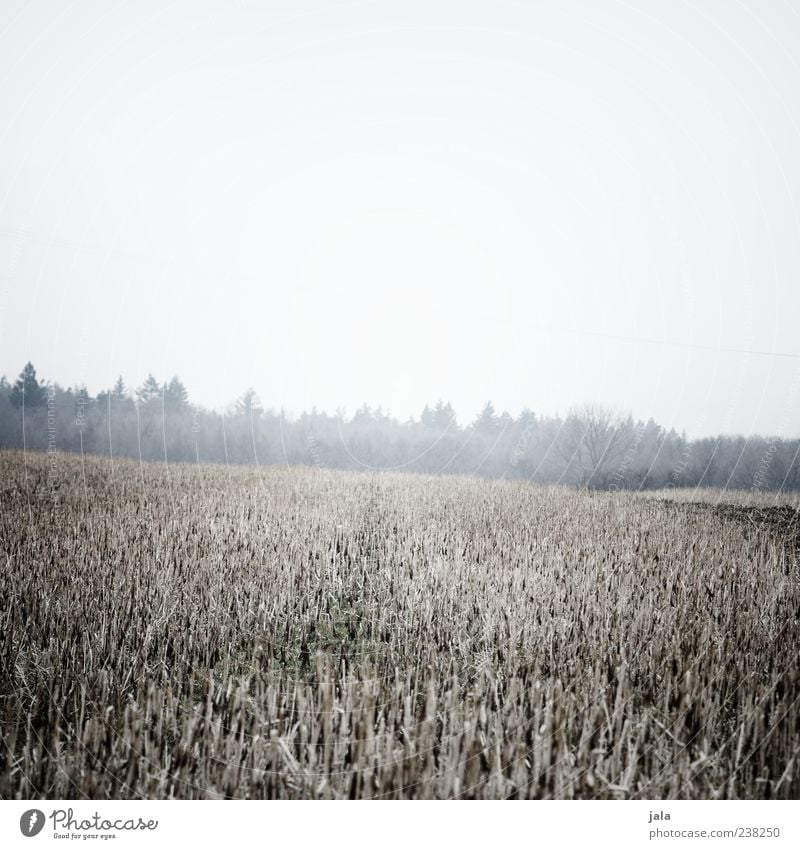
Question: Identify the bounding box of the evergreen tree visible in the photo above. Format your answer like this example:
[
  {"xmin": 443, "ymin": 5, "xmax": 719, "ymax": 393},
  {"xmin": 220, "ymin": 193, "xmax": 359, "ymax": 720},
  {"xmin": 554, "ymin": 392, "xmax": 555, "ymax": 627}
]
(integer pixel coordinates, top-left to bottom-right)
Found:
[
  {"xmin": 10, "ymin": 362, "xmax": 46, "ymax": 408},
  {"xmin": 98, "ymin": 376, "xmax": 131, "ymax": 410},
  {"xmin": 474, "ymin": 401, "xmax": 499, "ymax": 433},
  {"xmin": 163, "ymin": 376, "xmax": 189, "ymax": 411},
  {"xmin": 352, "ymin": 403, "xmax": 373, "ymax": 424},
  {"xmin": 112, "ymin": 376, "xmax": 127, "ymax": 400},
  {"xmin": 420, "ymin": 404, "xmax": 435, "ymax": 429},
  {"xmin": 498, "ymin": 411, "xmax": 513, "ymax": 430},
  {"xmin": 235, "ymin": 388, "xmax": 262, "ymax": 417},
  {"xmin": 433, "ymin": 401, "xmax": 457, "ymax": 430},
  {"xmin": 136, "ymin": 374, "xmax": 161, "ymax": 406}
]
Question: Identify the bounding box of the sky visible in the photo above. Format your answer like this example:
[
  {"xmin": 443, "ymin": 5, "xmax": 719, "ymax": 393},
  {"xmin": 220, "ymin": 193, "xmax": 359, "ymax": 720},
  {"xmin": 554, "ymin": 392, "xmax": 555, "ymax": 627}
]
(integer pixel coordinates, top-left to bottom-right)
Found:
[{"xmin": 1, "ymin": 0, "xmax": 800, "ymax": 437}]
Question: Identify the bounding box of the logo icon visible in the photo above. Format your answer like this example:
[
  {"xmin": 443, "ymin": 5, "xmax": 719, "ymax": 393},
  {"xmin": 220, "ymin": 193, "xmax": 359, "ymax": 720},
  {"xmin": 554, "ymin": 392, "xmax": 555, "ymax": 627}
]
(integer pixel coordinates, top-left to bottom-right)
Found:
[{"xmin": 20, "ymin": 810, "xmax": 45, "ymax": 837}]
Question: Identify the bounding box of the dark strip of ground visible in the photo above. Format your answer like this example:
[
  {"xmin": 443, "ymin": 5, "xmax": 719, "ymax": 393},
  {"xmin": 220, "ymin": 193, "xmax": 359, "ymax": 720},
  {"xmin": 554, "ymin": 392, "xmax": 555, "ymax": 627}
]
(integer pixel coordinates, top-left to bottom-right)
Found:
[{"xmin": 658, "ymin": 500, "xmax": 800, "ymax": 559}]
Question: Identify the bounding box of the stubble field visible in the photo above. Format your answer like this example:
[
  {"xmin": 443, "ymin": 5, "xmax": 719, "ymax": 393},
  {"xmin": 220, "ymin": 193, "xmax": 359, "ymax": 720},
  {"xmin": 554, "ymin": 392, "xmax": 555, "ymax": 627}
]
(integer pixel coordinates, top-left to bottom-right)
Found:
[{"xmin": 1, "ymin": 451, "xmax": 798, "ymax": 799}]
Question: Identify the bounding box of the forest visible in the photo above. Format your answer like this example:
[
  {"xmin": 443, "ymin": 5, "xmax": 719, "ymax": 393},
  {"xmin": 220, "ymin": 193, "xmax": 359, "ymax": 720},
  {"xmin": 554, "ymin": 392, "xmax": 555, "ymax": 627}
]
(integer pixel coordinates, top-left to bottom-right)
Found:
[{"xmin": 1, "ymin": 361, "xmax": 798, "ymax": 491}]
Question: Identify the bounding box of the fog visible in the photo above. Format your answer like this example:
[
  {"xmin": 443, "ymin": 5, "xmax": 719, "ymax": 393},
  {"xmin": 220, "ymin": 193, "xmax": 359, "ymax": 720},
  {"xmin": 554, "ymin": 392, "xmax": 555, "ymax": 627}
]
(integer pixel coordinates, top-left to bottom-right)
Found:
[{"xmin": 2, "ymin": 0, "xmax": 799, "ymax": 437}]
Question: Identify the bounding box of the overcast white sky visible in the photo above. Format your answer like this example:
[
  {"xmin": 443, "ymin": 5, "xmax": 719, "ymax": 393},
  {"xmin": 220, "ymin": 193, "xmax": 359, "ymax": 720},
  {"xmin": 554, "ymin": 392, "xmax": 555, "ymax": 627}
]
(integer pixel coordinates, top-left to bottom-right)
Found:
[{"xmin": 1, "ymin": 0, "xmax": 799, "ymax": 436}]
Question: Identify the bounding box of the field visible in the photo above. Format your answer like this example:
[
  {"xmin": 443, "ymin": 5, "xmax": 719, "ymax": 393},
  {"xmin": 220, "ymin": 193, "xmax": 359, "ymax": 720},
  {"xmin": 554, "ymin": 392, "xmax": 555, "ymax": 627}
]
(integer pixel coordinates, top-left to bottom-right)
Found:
[{"xmin": 1, "ymin": 451, "xmax": 799, "ymax": 799}]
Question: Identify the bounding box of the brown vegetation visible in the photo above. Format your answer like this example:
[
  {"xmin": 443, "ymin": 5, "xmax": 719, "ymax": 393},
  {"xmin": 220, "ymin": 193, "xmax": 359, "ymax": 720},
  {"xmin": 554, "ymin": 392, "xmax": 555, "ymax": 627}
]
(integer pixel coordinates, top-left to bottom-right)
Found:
[{"xmin": 1, "ymin": 451, "xmax": 798, "ymax": 799}]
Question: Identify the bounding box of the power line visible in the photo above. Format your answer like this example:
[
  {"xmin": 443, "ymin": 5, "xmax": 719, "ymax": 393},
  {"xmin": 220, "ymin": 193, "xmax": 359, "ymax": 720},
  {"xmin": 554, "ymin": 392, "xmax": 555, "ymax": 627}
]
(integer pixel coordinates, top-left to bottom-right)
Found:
[
  {"xmin": 3, "ymin": 226, "xmax": 800, "ymax": 360},
  {"xmin": 524, "ymin": 323, "xmax": 800, "ymax": 360}
]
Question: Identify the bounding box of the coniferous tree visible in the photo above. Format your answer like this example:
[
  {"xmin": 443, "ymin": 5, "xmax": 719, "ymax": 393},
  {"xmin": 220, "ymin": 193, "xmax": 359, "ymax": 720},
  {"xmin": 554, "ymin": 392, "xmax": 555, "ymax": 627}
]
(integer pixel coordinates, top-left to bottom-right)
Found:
[
  {"xmin": 235, "ymin": 388, "xmax": 262, "ymax": 417},
  {"xmin": 0, "ymin": 360, "xmax": 797, "ymax": 490},
  {"xmin": 164, "ymin": 376, "xmax": 189, "ymax": 411},
  {"xmin": 420, "ymin": 404, "xmax": 435, "ymax": 429},
  {"xmin": 112, "ymin": 376, "xmax": 127, "ymax": 400},
  {"xmin": 136, "ymin": 374, "xmax": 161, "ymax": 406},
  {"xmin": 474, "ymin": 401, "xmax": 499, "ymax": 433},
  {"xmin": 433, "ymin": 401, "xmax": 457, "ymax": 430},
  {"xmin": 10, "ymin": 362, "xmax": 46, "ymax": 408}
]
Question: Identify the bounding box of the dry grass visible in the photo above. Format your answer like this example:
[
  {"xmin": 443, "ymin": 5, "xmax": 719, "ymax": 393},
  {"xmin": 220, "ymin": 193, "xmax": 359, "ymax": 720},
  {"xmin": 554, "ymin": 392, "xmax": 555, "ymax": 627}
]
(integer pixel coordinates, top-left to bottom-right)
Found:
[
  {"xmin": 1, "ymin": 451, "xmax": 798, "ymax": 799},
  {"xmin": 650, "ymin": 487, "xmax": 800, "ymax": 508}
]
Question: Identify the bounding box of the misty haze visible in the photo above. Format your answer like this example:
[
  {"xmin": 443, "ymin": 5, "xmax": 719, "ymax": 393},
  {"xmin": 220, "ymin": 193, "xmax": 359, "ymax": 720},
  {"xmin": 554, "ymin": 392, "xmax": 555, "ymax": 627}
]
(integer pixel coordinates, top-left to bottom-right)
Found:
[{"xmin": 1, "ymin": 0, "xmax": 799, "ymax": 808}]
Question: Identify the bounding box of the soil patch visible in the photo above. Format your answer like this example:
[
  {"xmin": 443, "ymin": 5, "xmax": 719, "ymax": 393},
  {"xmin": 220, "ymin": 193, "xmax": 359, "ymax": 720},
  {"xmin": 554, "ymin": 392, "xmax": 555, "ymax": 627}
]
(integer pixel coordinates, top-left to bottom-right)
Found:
[{"xmin": 661, "ymin": 500, "xmax": 800, "ymax": 557}]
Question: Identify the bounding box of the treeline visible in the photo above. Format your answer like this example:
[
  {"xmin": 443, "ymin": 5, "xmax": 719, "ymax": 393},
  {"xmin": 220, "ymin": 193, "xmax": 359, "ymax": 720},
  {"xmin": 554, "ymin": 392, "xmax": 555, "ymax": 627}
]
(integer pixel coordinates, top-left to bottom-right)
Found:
[{"xmin": 2, "ymin": 362, "xmax": 799, "ymax": 491}]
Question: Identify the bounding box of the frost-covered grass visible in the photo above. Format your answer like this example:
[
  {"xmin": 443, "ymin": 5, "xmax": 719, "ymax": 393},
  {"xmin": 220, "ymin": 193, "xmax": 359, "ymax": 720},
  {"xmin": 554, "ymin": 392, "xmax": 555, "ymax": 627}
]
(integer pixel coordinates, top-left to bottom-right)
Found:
[{"xmin": 1, "ymin": 451, "xmax": 798, "ymax": 799}]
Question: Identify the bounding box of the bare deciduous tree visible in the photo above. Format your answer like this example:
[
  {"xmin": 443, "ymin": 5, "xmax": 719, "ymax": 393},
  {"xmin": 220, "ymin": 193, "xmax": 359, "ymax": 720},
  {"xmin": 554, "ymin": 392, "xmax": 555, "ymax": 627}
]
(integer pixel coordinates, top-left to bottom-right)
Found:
[{"xmin": 559, "ymin": 404, "xmax": 635, "ymax": 489}]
